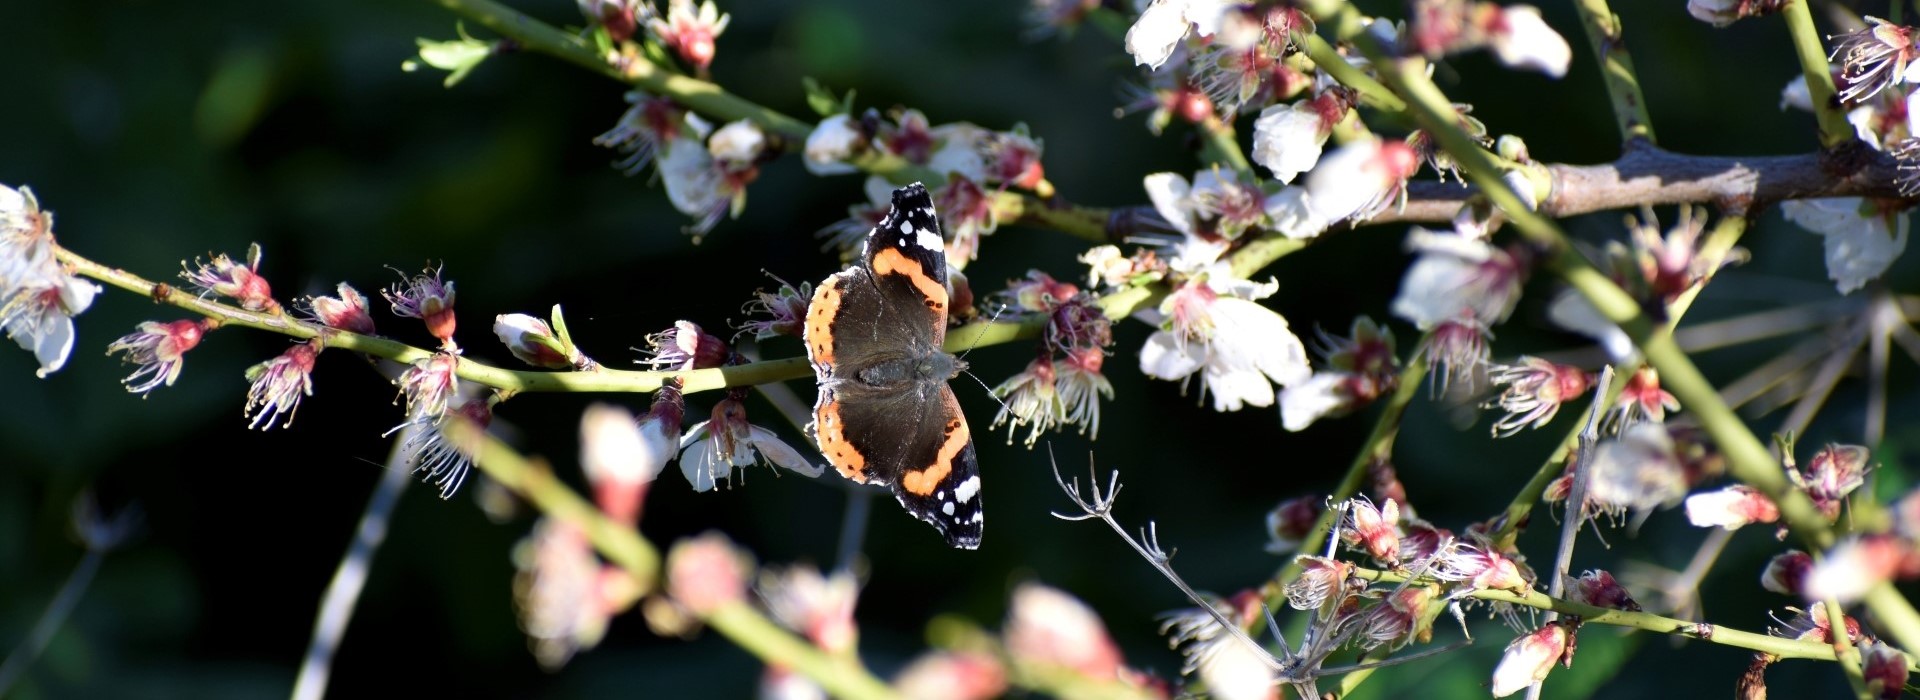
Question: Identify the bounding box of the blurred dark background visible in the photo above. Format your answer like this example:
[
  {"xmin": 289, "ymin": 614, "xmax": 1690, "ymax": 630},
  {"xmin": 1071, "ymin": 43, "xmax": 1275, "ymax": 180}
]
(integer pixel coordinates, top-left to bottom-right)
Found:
[{"xmin": 0, "ymin": 0, "xmax": 1912, "ymax": 698}]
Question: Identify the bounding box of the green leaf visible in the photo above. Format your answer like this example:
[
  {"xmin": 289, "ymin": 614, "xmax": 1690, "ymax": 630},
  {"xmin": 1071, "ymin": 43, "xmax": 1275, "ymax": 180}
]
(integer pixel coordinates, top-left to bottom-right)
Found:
[
  {"xmin": 548, "ymin": 304, "xmax": 575, "ymax": 353},
  {"xmin": 802, "ymin": 77, "xmax": 839, "ymax": 117},
  {"xmin": 404, "ymin": 23, "xmax": 493, "ymax": 88}
]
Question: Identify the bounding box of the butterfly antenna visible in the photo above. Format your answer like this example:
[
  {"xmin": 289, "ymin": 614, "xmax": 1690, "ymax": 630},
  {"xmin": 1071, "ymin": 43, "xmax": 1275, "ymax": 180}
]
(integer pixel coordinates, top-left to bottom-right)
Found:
[{"xmin": 955, "ymin": 303, "xmax": 1014, "ymax": 416}]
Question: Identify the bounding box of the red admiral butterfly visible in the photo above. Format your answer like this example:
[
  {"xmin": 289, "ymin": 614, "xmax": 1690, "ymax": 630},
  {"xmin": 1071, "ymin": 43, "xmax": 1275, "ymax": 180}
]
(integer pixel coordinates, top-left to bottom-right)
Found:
[{"xmin": 804, "ymin": 183, "xmax": 983, "ymax": 549}]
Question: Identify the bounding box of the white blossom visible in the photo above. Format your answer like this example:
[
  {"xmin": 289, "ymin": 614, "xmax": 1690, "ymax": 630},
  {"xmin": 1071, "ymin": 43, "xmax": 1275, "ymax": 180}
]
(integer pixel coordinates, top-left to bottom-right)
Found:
[
  {"xmin": 1390, "ymin": 227, "xmax": 1524, "ymax": 330},
  {"xmin": 1487, "ymin": 6, "xmax": 1571, "ymax": 78},
  {"xmin": 1280, "ymin": 371, "xmax": 1350, "ymax": 432},
  {"xmin": 803, "ymin": 114, "xmax": 864, "ymax": 175},
  {"xmin": 1782, "ymin": 198, "xmax": 1910, "ymax": 294},
  {"xmin": 706, "ymin": 119, "xmax": 765, "ymax": 164},
  {"xmin": 1250, "ymin": 101, "xmax": 1330, "ymax": 184}
]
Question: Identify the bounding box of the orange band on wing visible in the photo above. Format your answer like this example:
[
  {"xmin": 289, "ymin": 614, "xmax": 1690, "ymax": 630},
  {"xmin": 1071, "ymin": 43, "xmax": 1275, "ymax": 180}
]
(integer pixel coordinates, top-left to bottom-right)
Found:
[
  {"xmin": 814, "ymin": 399, "xmax": 869, "ymax": 482},
  {"xmin": 900, "ymin": 418, "xmax": 969, "ymax": 496},
  {"xmin": 805, "ymin": 278, "xmax": 842, "ymax": 365},
  {"xmin": 870, "ymin": 248, "xmax": 946, "ymax": 314}
]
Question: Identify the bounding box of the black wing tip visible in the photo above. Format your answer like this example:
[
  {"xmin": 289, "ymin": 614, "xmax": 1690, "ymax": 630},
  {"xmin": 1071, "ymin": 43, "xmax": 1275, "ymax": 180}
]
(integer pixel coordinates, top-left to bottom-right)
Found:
[{"xmin": 891, "ymin": 182, "xmax": 932, "ymax": 209}]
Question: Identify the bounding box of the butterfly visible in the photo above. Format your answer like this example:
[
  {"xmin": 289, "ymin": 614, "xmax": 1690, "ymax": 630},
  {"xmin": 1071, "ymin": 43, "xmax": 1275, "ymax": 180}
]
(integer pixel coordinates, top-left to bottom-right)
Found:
[{"xmin": 804, "ymin": 182, "xmax": 983, "ymax": 549}]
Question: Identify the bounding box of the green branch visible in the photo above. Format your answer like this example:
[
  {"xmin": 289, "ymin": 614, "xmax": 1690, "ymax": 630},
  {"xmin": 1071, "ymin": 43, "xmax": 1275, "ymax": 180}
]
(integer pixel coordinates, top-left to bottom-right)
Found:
[
  {"xmin": 1340, "ymin": 21, "xmax": 1920, "ymax": 652},
  {"xmin": 446, "ymin": 422, "xmax": 901, "ymax": 700},
  {"xmin": 421, "ymin": 0, "xmax": 1114, "ymax": 239},
  {"xmin": 1778, "ymin": 0, "xmax": 1855, "ymax": 147},
  {"xmin": 1569, "ymin": 0, "xmax": 1657, "ymax": 145},
  {"xmin": 1350, "ymin": 566, "xmax": 1857, "ymax": 662}
]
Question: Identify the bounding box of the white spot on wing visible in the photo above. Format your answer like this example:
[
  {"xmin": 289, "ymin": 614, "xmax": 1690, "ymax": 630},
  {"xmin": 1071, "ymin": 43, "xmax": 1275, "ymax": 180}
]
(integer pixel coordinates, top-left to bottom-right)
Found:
[
  {"xmin": 942, "ymin": 501, "xmax": 954, "ymax": 516},
  {"xmin": 901, "ymin": 220, "xmax": 915, "ymax": 235},
  {"xmin": 953, "ymin": 475, "xmax": 980, "ymax": 503},
  {"xmin": 915, "ymin": 229, "xmax": 942, "ymax": 251}
]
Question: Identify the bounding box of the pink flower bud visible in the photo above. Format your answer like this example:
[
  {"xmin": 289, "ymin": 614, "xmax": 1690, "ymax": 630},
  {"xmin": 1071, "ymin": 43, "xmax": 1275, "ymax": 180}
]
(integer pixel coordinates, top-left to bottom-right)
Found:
[
  {"xmin": 758, "ymin": 565, "xmax": 861, "ymax": 654},
  {"xmin": 106, "ymin": 319, "xmax": 210, "ymax": 395},
  {"xmin": 1761, "ymin": 550, "xmax": 1813, "ymax": 596},
  {"xmin": 1264, "ymin": 495, "xmax": 1324, "ymax": 554},
  {"xmin": 1491, "ymin": 622, "xmax": 1573, "ymax": 697},
  {"xmin": 495, "ymin": 313, "xmax": 577, "ymax": 369},
  {"xmin": 1806, "ymin": 534, "xmax": 1920, "ymax": 604},
  {"xmin": 580, "ymin": 402, "xmax": 671, "ymax": 527},
  {"xmin": 894, "ymin": 651, "xmax": 1008, "ymax": 700},
  {"xmin": 1004, "ymin": 583, "xmax": 1124, "ymax": 680},
  {"xmin": 1793, "ymin": 444, "xmax": 1871, "ymax": 521},
  {"xmin": 1862, "ymin": 640, "xmax": 1910, "ymax": 700},
  {"xmin": 180, "ymin": 245, "xmax": 278, "ymax": 312},
  {"xmin": 1569, "ymin": 570, "xmax": 1640, "ymax": 611},
  {"xmin": 1341, "ymin": 497, "xmax": 1402, "ymax": 565},
  {"xmin": 665, "ymin": 531, "xmax": 752, "ymax": 616},
  {"xmin": 303, "ymin": 282, "xmax": 376, "ymax": 335},
  {"xmin": 384, "ymin": 265, "xmax": 458, "ymax": 352},
  {"xmin": 1684, "ymin": 485, "xmax": 1779, "ymax": 530},
  {"xmin": 244, "ymin": 341, "xmax": 320, "ymax": 429}
]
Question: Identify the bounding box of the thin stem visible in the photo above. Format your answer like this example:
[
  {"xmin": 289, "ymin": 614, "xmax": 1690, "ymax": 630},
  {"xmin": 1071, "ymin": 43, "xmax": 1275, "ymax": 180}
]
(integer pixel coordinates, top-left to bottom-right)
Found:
[
  {"xmin": 1568, "ymin": 0, "xmax": 1657, "ymax": 145},
  {"xmin": 1779, "ymin": 0, "xmax": 1856, "ymax": 147},
  {"xmin": 445, "ymin": 420, "xmax": 661, "ymax": 586},
  {"xmin": 443, "ymin": 421, "xmax": 902, "ymax": 699},
  {"xmin": 706, "ymin": 602, "xmax": 900, "ymax": 700},
  {"xmin": 0, "ymin": 552, "xmax": 105, "ymax": 694},
  {"xmin": 1348, "ymin": 566, "xmax": 1846, "ymax": 661},
  {"xmin": 292, "ymin": 430, "xmax": 414, "ymax": 700},
  {"xmin": 1270, "ymin": 342, "xmax": 1432, "ymax": 591},
  {"xmin": 425, "ymin": 0, "xmax": 810, "ymax": 139},
  {"xmin": 1198, "ymin": 115, "xmax": 1253, "ymax": 176},
  {"xmin": 1297, "ymin": 35, "xmax": 1406, "ymax": 113},
  {"xmin": 834, "ymin": 489, "xmax": 873, "ymax": 575},
  {"xmin": 1777, "ymin": 317, "xmax": 1866, "ymax": 438},
  {"xmin": 1341, "ymin": 20, "xmax": 1920, "ymax": 653},
  {"xmin": 1658, "ymin": 527, "xmax": 1733, "ymax": 620},
  {"xmin": 1823, "ymin": 595, "xmax": 1872, "ymax": 699},
  {"xmin": 1866, "ymin": 290, "xmax": 1893, "ymax": 445}
]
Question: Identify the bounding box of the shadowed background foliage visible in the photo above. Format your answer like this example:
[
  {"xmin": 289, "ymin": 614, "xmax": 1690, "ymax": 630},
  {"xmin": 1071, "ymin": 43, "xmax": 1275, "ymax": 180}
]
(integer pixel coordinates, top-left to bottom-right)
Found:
[{"xmin": 0, "ymin": 0, "xmax": 1911, "ymax": 697}]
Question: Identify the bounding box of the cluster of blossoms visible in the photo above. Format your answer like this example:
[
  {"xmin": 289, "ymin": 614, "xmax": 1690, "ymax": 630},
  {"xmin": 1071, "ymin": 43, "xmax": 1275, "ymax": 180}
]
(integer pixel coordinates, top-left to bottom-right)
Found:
[
  {"xmin": 658, "ymin": 531, "xmax": 1174, "ymax": 698},
  {"xmin": 808, "ymin": 110, "xmax": 1048, "ymax": 269},
  {"xmin": 1156, "ymin": 486, "xmax": 1661, "ymax": 698},
  {"xmin": 1761, "ymin": 18, "xmax": 1920, "ymax": 293},
  {"xmin": 595, "ymin": 52, "xmax": 1051, "ymax": 262},
  {"xmin": 1, "ymin": 184, "xmax": 102, "ymax": 378},
  {"xmin": 988, "ymin": 271, "xmax": 1116, "ymax": 446},
  {"xmin": 509, "ymin": 402, "xmax": 676, "ymax": 667},
  {"xmin": 1681, "ymin": 441, "xmax": 1920, "ymax": 616},
  {"xmin": 576, "ymin": 0, "xmax": 731, "ymax": 77}
]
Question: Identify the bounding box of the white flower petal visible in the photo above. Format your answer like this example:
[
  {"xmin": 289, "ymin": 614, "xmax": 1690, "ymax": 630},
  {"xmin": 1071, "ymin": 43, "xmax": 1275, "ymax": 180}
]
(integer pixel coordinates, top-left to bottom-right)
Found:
[
  {"xmin": 707, "ymin": 119, "xmax": 765, "ymax": 163},
  {"xmin": 749, "ymin": 426, "xmax": 825, "ymax": 478},
  {"xmin": 1197, "ymin": 637, "xmax": 1275, "ymax": 700},
  {"xmin": 803, "ymin": 114, "xmax": 863, "ymax": 176},
  {"xmin": 1546, "ymin": 289, "xmax": 1636, "ymax": 362},
  {"xmin": 1489, "ymin": 6, "xmax": 1571, "ymax": 78},
  {"xmin": 680, "ymin": 438, "xmax": 720, "ymax": 492},
  {"xmin": 1262, "ymin": 186, "xmax": 1328, "ymax": 240},
  {"xmin": 1143, "ymin": 171, "xmax": 1195, "ymax": 237},
  {"xmin": 1784, "ymin": 198, "xmax": 1910, "ymax": 293},
  {"xmin": 1281, "ymin": 372, "xmax": 1348, "ymax": 431},
  {"xmin": 659, "ymin": 136, "xmax": 726, "ymax": 218},
  {"xmin": 1250, "ymin": 102, "xmax": 1328, "ymax": 184},
  {"xmin": 1125, "ymin": 0, "xmax": 1194, "ymax": 70},
  {"xmin": 1211, "ymin": 297, "xmax": 1310, "ymax": 388},
  {"xmin": 1139, "ymin": 330, "xmax": 1205, "ymax": 380}
]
